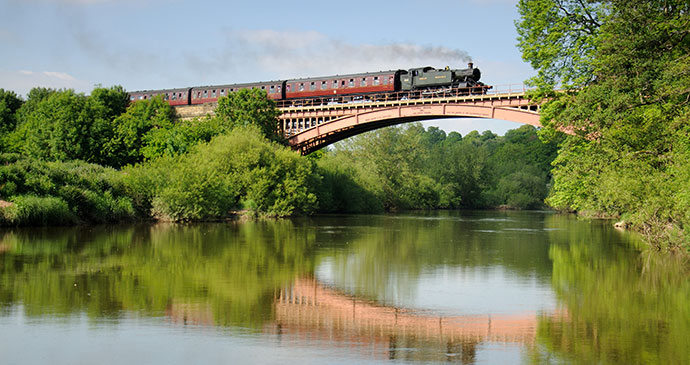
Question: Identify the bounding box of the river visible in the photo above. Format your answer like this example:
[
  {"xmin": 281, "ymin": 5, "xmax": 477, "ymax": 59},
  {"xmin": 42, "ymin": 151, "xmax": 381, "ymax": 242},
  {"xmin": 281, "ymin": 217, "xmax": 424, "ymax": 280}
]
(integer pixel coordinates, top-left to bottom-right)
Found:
[{"xmin": 0, "ymin": 211, "xmax": 688, "ymax": 364}]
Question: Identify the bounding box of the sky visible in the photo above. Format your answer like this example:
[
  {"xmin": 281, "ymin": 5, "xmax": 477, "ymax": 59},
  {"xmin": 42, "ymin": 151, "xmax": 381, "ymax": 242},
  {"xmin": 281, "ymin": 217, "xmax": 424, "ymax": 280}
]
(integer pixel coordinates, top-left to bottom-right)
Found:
[{"xmin": 0, "ymin": 0, "xmax": 534, "ymax": 136}]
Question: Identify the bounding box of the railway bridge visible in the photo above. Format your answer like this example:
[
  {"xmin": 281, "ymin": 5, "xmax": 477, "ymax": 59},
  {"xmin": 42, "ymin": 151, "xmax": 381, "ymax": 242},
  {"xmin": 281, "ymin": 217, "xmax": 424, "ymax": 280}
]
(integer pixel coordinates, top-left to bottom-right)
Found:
[
  {"xmin": 175, "ymin": 84, "xmax": 541, "ymax": 155},
  {"xmin": 278, "ymin": 85, "xmax": 540, "ymax": 154}
]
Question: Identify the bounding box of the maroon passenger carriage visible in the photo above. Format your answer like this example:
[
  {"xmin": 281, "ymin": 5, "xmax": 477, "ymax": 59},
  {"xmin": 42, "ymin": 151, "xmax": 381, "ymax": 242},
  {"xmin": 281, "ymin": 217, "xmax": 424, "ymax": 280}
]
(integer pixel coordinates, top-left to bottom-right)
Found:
[
  {"xmin": 189, "ymin": 81, "xmax": 284, "ymax": 105},
  {"xmin": 128, "ymin": 88, "xmax": 191, "ymax": 106},
  {"xmin": 284, "ymin": 70, "xmax": 399, "ymax": 101}
]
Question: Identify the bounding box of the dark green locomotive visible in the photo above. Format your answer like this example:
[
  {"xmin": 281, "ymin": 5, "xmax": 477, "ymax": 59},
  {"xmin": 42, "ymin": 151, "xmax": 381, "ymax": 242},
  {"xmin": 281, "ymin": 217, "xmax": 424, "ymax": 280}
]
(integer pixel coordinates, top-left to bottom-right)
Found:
[{"xmin": 400, "ymin": 63, "xmax": 482, "ymax": 91}]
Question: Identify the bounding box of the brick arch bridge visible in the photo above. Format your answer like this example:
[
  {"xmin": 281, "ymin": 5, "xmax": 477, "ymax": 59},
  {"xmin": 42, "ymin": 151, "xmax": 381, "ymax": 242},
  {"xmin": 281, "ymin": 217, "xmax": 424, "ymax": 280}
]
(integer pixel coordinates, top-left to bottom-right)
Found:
[{"xmin": 278, "ymin": 85, "xmax": 540, "ymax": 154}]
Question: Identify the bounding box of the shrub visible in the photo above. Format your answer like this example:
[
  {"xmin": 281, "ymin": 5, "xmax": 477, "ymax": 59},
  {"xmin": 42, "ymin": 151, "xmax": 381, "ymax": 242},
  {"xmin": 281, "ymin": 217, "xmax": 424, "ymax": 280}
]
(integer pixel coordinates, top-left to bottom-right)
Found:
[{"xmin": 0, "ymin": 195, "xmax": 77, "ymax": 226}]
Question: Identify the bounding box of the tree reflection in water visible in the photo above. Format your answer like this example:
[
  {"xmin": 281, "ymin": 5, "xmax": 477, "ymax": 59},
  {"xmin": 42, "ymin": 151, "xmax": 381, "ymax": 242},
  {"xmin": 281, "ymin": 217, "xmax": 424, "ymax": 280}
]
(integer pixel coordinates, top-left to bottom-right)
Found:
[{"xmin": 1, "ymin": 212, "xmax": 687, "ymax": 363}]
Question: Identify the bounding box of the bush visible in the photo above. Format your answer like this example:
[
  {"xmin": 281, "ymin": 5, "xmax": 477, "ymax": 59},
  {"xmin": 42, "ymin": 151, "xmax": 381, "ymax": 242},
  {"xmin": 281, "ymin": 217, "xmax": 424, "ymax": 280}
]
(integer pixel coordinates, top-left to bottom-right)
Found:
[
  {"xmin": 0, "ymin": 195, "xmax": 77, "ymax": 226},
  {"xmin": 125, "ymin": 127, "xmax": 317, "ymax": 221},
  {"xmin": 0, "ymin": 154, "xmax": 137, "ymax": 224}
]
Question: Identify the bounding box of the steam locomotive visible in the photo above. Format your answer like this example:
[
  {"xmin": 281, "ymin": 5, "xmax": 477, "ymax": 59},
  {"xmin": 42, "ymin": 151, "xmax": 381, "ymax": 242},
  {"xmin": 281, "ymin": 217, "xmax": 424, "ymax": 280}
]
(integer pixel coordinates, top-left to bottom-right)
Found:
[{"xmin": 128, "ymin": 63, "xmax": 485, "ymax": 106}]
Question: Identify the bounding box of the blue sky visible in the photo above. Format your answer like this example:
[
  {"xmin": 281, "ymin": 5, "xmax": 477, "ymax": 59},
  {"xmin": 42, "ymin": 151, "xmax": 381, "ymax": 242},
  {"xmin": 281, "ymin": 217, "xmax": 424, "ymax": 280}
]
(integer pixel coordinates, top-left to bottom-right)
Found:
[{"xmin": 0, "ymin": 0, "xmax": 534, "ymax": 135}]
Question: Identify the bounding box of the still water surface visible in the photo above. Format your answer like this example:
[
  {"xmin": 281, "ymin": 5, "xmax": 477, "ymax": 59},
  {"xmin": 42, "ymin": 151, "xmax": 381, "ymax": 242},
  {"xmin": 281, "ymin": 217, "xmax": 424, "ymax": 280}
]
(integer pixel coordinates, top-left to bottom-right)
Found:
[{"xmin": 0, "ymin": 211, "xmax": 688, "ymax": 364}]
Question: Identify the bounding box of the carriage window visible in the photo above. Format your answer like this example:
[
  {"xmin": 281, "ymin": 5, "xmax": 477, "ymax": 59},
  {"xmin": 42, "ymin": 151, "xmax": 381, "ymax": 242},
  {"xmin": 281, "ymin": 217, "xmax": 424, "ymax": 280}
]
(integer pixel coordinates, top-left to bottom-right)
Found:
[
  {"xmin": 164, "ymin": 94, "xmax": 169, "ymax": 100},
  {"xmin": 277, "ymin": 85, "xmax": 282, "ymax": 92},
  {"xmin": 230, "ymin": 88, "xmax": 234, "ymax": 92},
  {"xmin": 270, "ymin": 85, "xmax": 275, "ymax": 94},
  {"xmin": 333, "ymin": 80, "xmax": 338, "ymax": 88},
  {"xmin": 220, "ymin": 89, "xmax": 225, "ymax": 96},
  {"xmin": 287, "ymin": 84, "xmax": 291, "ymax": 92},
  {"xmin": 172, "ymin": 93, "xmax": 177, "ymax": 100},
  {"xmin": 197, "ymin": 92, "xmax": 201, "ymax": 99},
  {"xmin": 373, "ymin": 77, "xmax": 379, "ymax": 86},
  {"xmin": 203, "ymin": 90, "xmax": 208, "ymax": 97},
  {"xmin": 212, "ymin": 90, "xmax": 216, "ymax": 98},
  {"xmin": 361, "ymin": 78, "xmax": 367, "ymax": 86},
  {"xmin": 299, "ymin": 83, "xmax": 304, "ymax": 91},
  {"xmin": 310, "ymin": 82, "xmax": 316, "ymax": 91},
  {"xmin": 321, "ymin": 81, "xmax": 327, "ymax": 90},
  {"xmin": 349, "ymin": 79, "xmax": 354, "ymax": 87}
]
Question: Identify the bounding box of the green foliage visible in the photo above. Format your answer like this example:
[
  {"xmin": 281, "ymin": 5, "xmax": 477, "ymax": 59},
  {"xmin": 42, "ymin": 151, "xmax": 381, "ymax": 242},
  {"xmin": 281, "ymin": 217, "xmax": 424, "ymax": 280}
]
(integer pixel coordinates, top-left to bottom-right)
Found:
[
  {"xmin": 516, "ymin": 0, "xmax": 606, "ymax": 89},
  {"xmin": 0, "ymin": 154, "xmax": 136, "ymax": 224},
  {"xmin": 519, "ymin": 0, "xmax": 690, "ymax": 249},
  {"xmin": 105, "ymin": 96, "xmax": 176, "ymax": 167},
  {"xmin": 215, "ymin": 88, "xmax": 283, "ymax": 142},
  {"xmin": 0, "ymin": 195, "xmax": 77, "ymax": 226},
  {"xmin": 124, "ymin": 127, "xmax": 317, "ymax": 221},
  {"xmin": 0, "ymin": 89, "xmax": 23, "ymax": 135},
  {"xmin": 315, "ymin": 123, "xmax": 557, "ymax": 212},
  {"xmin": 6, "ymin": 86, "xmax": 131, "ymax": 165}
]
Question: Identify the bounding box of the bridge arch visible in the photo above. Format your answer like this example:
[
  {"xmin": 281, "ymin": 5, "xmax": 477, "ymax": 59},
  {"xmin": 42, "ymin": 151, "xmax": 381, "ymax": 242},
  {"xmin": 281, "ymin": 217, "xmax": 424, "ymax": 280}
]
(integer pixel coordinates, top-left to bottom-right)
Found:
[{"xmin": 281, "ymin": 92, "xmax": 541, "ymax": 154}]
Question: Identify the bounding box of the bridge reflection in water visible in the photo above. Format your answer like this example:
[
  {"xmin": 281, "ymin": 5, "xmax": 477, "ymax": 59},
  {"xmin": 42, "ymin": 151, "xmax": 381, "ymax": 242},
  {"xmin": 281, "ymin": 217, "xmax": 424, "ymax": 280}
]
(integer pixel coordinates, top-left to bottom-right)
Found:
[
  {"xmin": 164, "ymin": 277, "xmax": 546, "ymax": 362},
  {"xmin": 265, "ymin": 278, "xmax": 541, "ymax": 362}
]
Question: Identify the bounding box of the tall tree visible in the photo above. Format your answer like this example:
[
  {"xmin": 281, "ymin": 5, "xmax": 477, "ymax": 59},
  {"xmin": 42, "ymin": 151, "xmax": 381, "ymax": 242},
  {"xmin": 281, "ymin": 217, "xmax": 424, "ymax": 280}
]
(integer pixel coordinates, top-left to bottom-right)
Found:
[
  {"xmin": 517, "ymin": 0, "xmax": 690, "ymax": 248},
  {"xmin": 215, "ymin": 88, "xmax": 283, "ymax": 142}
]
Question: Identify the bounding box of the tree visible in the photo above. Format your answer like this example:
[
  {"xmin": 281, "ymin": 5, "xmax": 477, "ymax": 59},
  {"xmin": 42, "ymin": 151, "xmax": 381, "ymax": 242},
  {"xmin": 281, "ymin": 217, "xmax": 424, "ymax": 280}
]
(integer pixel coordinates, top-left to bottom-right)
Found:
[
  {"xmin": 0, "ymin": 89, "xmax": 23, "ymax": 152},
  {"xmin": 215, "ymin": 88, "xmax": 283, "ymax": 142},
  {"xmin": 104, "ymin": 96, "xmax": 176, "ymax": 167},
  {"xmin": 517, "ymin": 0, "xmax": 690, "ymax": 249},
  {"xmin": 516, "ymin": 0, "xmax": 606, "ymax": 90},
  {"xmin": 0, "ymin": 89, "xmax": 23, "ymax": 133},
  {"xmin": 11, "ymin": 89, "xmax": 98, "ymax": 161}
]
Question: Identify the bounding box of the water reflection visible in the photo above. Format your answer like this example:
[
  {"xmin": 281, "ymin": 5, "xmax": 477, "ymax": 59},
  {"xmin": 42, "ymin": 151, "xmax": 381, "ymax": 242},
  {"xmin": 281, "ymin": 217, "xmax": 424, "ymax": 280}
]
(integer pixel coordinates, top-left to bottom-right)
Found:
[
  {"xmin": 311, "ymin": 211, "xmax": 556, "ymax": 314},
  {"xmin": 0, "ymin": 221, "xmax": 317, "ymax": 328},
  {"xmin": 0, "ymin": 212, "xmax": 688, "ymax": 363},
  {"xmin": 270, "ymin": 277, "xmax": 539, "ymax": 363},
  {"xmin": 530, "ymin": 214, "xmax": 690, "ymax": 364}
]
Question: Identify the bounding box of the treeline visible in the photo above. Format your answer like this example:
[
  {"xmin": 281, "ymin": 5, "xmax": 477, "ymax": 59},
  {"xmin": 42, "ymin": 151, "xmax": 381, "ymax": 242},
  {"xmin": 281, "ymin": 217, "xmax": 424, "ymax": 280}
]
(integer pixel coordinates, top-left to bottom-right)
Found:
[
  {"xmin": 316, "ymin": 123, "xmax": 557, "ymax": 213},
  {"xmin": 0, "ymin": 87, "xmax": 315, "ymax": 223},
  {"xmin": 0, "ymin": 85, "xmax": 556, "ymax": 225},
  {"xmin": 516, "ymin": 0, "xmax": 690, "ymax": 251}
]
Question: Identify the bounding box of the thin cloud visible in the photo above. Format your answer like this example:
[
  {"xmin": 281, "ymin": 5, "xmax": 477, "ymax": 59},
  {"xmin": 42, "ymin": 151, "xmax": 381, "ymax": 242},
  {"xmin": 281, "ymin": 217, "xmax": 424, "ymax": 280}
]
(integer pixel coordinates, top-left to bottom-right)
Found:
[
  {"xmin": 43, "ymin": 71, "xmax": 76, "ymax": 81},
  {"xmin": 0, "ymin": 69, "xmax": 90, "ymax": 97},
  {"xmin": 185, "ymin": 29, "xmax": 474, "ymax": 81}
]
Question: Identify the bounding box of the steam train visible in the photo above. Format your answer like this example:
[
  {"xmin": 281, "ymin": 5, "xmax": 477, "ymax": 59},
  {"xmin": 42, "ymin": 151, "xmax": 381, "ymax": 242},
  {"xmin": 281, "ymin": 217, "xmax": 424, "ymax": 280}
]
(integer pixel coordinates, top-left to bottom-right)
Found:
[{"xmin": 128, "ymin": 63, "xmax": 485, "ymax": 106}]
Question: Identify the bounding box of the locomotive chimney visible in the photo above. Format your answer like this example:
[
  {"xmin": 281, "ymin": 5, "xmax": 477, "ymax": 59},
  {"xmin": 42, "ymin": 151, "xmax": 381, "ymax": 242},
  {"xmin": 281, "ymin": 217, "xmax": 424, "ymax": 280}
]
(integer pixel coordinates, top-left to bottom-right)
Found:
[{"xmin": 468, "ymin": 62, "xmax": 474, "ymax": 69}]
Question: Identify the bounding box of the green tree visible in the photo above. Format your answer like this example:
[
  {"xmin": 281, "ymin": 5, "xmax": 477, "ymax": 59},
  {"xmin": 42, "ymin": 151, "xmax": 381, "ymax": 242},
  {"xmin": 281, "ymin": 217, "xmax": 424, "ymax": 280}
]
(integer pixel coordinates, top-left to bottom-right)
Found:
[
  {"xmin": 11, "ymin": 89, "xmax": 99, "ymax": 161},
  {"xmin": 105, "ymin": 96, "xmax": 176, "ymax": 167},
  {"xmin": 517, "ymin": 0, "xmax": 690, "ymax": 249},
  {"xmin": 0, "ymin": 89, "xmax": 23, "ymax": 133},
  {"xmin": 516, "ymin": 0, "xmax": 605, "ymax": 90},
  {"xmin": 124, "ymin": 126, "xmax": 317, "ymax": 221},
  {"xmin": 0, "ymin": 89, "xmax": 23, "ymax": 152},
  {"xmin": 215, "ymin": 88, "xmax": 283, "ymax": 142}
]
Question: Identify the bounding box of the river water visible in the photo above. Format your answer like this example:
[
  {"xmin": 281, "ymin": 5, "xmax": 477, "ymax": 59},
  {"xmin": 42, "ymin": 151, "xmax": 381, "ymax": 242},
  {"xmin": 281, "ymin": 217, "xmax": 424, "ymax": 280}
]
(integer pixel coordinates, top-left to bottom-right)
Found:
[{"xmin": 0, "ymin": 211, "xmax": 688, "ymax": 364}]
